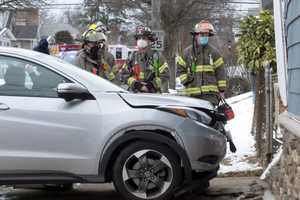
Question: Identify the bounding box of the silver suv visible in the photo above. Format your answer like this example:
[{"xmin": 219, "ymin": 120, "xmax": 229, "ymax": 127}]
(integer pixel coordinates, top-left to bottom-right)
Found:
[{"xmin": 0, "ymin": 47, "xmax": 227, "ymax": 200}]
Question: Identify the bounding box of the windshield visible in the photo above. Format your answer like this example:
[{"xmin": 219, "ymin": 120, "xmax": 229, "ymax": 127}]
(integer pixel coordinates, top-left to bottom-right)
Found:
[{"xmin": 61, "ymin": 51, "xmax": 77, "ymax": 65}]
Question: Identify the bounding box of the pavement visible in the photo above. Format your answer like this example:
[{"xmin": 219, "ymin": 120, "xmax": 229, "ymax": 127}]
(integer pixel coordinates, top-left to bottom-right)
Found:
[{"xmin": 0, "ymin": 176, "xmax": 268, "ymax": 200}]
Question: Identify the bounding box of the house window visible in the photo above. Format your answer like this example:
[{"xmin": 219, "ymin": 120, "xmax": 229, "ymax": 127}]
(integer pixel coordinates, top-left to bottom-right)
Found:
[
  {"xmin": 286, "ymin": 0, "xmax": 300, "ymax": 116},
  {"xmin": 116, "ymin": 48, "xmax": 122, "ymax": 59},
  {"xmin": 128, "ymin": 51, "xmax": 132, "ymax": 58},
  {"xmin": 15, "ymin": 19, "xmax": 26, "ymax": 26}
]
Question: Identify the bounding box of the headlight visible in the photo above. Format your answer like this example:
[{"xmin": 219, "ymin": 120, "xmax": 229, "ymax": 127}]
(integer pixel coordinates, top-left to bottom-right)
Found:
[{"xmin": 157, "ymin": 106, "xmax": 212, "ymax": 125}]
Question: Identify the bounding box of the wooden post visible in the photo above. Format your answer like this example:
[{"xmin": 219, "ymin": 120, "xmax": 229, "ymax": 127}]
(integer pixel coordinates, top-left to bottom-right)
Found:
[
  {"xmin": 255, "ymin": 69, "xmax": 265, "ymax": 159},
  {"xmin": 265, "ymin": 64, "xmax": 273, "ymax": 165}
]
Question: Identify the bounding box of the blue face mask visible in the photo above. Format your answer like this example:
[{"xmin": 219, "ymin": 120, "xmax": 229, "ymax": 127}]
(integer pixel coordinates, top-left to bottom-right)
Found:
[{"xmin": 197, "ymin": 36, "xmax": 209, "ymax": 46}]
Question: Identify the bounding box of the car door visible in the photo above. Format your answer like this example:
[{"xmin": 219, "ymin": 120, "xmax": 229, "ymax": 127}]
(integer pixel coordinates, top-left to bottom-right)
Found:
[{"xmin": 0, "ymin": 55, "xmax": 102, "ymax": 175}]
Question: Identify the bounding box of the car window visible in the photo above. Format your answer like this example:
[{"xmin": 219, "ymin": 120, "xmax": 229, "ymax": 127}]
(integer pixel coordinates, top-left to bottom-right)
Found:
[
  {"xmin": 1, "ymin": 49, "xmax": 126, "ymax": 92},
  {"xmin": 0, "ymin": 56, "xmax": 71, "ymax": 98},
  {"xmin": 116, "ymin": 48, "xmax": 122, "ymax": 59},
  {"xmin": 62, "ymin": 52, "xmax": 77, "ymax": 65}
]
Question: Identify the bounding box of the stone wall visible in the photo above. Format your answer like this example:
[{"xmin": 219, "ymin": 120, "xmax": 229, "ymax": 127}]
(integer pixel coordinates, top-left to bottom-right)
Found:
[{"xmin": 266, "ymin": 114, "xmax": 300, "ymax": 200}]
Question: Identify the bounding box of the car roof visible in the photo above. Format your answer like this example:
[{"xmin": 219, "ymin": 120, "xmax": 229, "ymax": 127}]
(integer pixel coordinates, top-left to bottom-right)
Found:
[{"xmin": 0, "ymin": 46, "xmax": 44, "ymax": 58}]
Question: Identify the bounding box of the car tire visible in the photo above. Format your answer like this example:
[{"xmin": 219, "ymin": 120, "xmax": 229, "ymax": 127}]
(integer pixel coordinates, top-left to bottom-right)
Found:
[{"xmin": 113, "ymin": 141, "xmax": 182, "ymax": 200}]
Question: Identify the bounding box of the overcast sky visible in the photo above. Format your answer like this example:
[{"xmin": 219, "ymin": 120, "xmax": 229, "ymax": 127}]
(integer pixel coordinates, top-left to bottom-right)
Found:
[
  {"xmin": 51, "ymin": 0, "xmax": 83, "ymax": 3},
  {"xmin": 49, "ymin": 0, "xmax": 260, "ymax": 9},
  {"xmin": 46, "ymin": 0, "xmax": 261, "ymax": 23}
]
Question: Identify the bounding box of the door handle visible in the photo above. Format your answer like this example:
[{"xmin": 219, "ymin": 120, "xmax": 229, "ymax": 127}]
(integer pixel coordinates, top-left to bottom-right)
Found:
[{"xmin": 0, "ymin": 103, "xmax": 9, "ymax": 111}]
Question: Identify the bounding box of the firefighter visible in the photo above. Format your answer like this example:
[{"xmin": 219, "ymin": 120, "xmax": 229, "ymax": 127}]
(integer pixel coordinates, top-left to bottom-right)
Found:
[
  {"xmin": 177, "ymin": 20, "xmax": 227, "ymax": 106},
  {"xmin": 84, "ymin": 21, "xmax": 109, "ymax": 36},
  {"xmin": 124, "ymin": 25, "xmax": 169, "ymax": 93},
  {"xmin": 76, "ymin": 28, "xmax": 116, "ymax": 81},
  {"xmin": 90, "ymin": 22, "xmax": 121, "ymax": 84}
]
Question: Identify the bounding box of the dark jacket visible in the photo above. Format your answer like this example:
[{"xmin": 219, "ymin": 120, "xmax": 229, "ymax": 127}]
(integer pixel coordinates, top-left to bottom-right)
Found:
[
  {"xmin": 33, "ymin": 39, "xmax": 50, "ymax": 55},
  {"xmin": 124, "ymin": 48, "xmax": 169, "ymax": 93},
  {"xmin": 177, "ymin": 44, "xmax": 227, "ymax": 97},
  {"xmin": 75, "ymin": 48, "xmax": 115, "ymax": 79}
]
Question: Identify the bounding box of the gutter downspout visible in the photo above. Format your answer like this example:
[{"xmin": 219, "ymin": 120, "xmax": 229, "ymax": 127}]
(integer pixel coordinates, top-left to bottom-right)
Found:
[{"xmin": 274, "ymin": 0, "xmax": 288, "ymax": 106}]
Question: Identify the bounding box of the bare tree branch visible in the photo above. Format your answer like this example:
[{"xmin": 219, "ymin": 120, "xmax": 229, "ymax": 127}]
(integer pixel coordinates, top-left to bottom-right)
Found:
[{"xmin": 0, "ymin": 0, "xmax": 48, "ymax": 9}]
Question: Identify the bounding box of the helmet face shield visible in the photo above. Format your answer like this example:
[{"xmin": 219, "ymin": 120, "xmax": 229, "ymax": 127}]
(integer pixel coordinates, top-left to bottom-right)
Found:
[
  {"xmin": 86, "ymin": 42, "xmax": 97, "ymax": 47},
  {"xmin": 135, "ymin": 35, "xmax": 149, "ymax": 41},
  {"xmin": 199, "ymin": 32, "xmax": 209, "ymax": 37}
]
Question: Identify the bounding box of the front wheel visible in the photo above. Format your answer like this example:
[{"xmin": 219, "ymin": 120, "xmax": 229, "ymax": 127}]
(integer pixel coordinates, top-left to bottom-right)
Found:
[{"xmin": 113, "ymin": 141, "xmax": 182, "ymax": 200}]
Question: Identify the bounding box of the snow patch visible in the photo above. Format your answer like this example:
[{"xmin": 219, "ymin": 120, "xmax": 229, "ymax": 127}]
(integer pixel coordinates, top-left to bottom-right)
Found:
[
  {"xmin": 260, "ymin": 147, "xmax": 283, "ymax": 180},
  {"xmin": 220, "ymin": 92, "xmax": 261, "ymax": 173},
  {"xmin": 226, "ymin": 92, "xmax": 253, "ymax": 104},
  {"xmin": 264, "ymin": 190, "xmax": 276, "ymax": 200}
]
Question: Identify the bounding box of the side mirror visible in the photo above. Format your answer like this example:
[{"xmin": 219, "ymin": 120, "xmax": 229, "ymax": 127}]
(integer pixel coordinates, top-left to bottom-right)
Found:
[{"xmin": 57, "ymin": 83, "xmax": 95, "ymax": 102}]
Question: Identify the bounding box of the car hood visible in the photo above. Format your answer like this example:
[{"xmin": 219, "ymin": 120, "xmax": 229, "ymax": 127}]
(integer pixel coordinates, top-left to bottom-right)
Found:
[{"xmin": 119, "ymin": 93, "xmax": 214, "ymax": 110}]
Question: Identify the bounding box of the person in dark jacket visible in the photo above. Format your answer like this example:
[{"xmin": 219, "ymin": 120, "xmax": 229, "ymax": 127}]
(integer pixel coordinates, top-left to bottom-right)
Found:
[
  {"xmin": 123, "ymin": 25, "xmax": 169, "ymax": 93},
  {"xmin": 33, "ymin": 39, "xmax": 50, "ymax": 55},
  {"xmin": 177, "ymin": 20, "xmax": 227, "ymax": 106}
]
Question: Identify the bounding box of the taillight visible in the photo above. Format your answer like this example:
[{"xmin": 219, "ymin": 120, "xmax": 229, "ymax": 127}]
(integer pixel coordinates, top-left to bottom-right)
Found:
[
  {"xmin": 224, "ymin": 107, "xmax": 235, "ymax": 121},
  {"xmin": 217, "ymin": 102, "xmax": 235, "ymax": 121}
]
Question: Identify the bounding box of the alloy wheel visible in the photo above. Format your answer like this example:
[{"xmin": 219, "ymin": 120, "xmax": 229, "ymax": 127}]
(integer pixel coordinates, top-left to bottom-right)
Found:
[{"xmin": 122, "ymin": 149, "xmax": 173, "ymax": 199}]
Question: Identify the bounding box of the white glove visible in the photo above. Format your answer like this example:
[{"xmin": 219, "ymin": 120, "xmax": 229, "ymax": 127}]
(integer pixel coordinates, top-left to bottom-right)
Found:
[{"xmin": 25, "ymin": 64, "xmax": 40, "ymax": 76}]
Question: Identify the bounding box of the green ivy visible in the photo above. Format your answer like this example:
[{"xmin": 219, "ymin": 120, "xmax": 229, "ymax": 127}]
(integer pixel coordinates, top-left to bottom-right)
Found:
[{"xmin": 237, "ymin": 10, "xmax": 276, "ymax": 72}]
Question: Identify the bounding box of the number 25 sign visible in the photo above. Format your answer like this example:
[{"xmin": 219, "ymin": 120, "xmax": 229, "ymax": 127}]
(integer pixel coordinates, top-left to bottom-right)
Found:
[{"xmin": 151, "ymin": 30, "xmax": 165, "ymax": 51}]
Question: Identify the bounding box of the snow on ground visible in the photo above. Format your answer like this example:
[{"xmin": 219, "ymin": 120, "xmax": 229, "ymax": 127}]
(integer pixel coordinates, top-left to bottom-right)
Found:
[
  {"xmin": 260, "ymin": 147, "xmax": 282, "ymax": 180},
  {"xmin": 219, "ymin": 92, "xmax": 262, "ymax": 174},
  {"xmin": 263, "ymin": 190, "xmax": 276, "ymax": 200}
]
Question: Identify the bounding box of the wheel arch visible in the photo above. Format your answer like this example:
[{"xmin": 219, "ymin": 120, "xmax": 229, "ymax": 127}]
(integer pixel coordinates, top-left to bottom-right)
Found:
[{"xmin": 99, "ymin": 130, "xmax": 192, "ymax": 184}]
